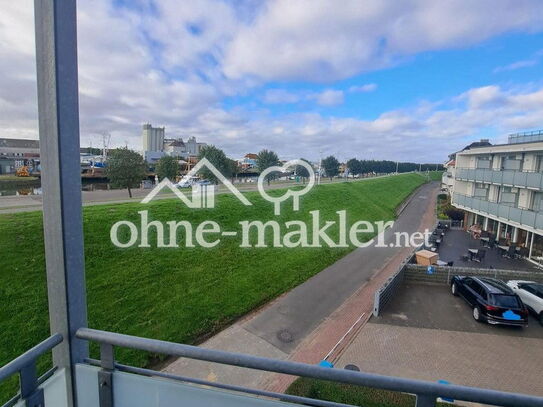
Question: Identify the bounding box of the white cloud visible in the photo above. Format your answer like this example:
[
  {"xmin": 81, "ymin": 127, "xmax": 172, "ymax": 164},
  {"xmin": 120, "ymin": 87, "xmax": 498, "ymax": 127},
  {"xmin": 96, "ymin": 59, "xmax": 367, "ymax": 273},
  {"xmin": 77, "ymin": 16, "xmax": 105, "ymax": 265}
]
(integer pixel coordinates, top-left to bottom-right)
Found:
[
  {"xmin": 494, "ymin": 49, "xmax": 543, "ymax": 73},
  {"xmin": 223, "ymin": 0, "xmax": 543, "ymax": 81},
  {"xmin": 314, "ymin": 89, "xmax": 344, "ymax": 106},
  {"xmin": 262, "ymin": 89, "xmax": 302, "ymax": 104},
  {"xmin": 2, "ymin": 1, "xmax": 543, "ymax": 164},
  {"xmin": 349, "ymin": 83, "xmax": 377, "ymax": 93}
]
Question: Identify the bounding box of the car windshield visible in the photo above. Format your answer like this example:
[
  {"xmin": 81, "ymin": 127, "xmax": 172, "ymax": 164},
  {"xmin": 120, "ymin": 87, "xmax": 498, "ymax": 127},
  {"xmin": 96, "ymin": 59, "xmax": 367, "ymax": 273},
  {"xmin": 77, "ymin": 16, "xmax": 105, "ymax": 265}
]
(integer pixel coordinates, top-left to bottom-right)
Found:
[
  {"xmin": 490, "ymin": 294, "xmax": 521, "ymax": 308},
  {"xmin": 529, "ymin": 284, "xmax": 543, "ymax": 299}
]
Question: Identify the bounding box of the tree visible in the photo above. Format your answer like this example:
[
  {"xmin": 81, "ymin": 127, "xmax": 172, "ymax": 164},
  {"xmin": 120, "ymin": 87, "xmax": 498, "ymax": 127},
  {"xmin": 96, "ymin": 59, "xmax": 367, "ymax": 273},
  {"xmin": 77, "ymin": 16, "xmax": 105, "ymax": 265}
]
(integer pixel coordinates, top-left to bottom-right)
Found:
[
  {"xmin": 197, "ymin": 145, "xmax": 231, "ymax": 183},
  {"xmin": 105, "ymin": 147, "xmax": 147, "ymax": 198},
  {"xmin": 156, "ymin": 155, "xmax": 179, "ymax": 181},
  {"xmin": 346, "ymin": 158, "xmax": 363, "ymax": 176},
  {"xmin": 227, "ymin": 158, "xmax": 240, "ymax": 183},
  {"xmin": 256, "ymin": 149, "xmax": 280, "ymax": 185},
  {"xmin": 322, "ymin": 155, "xmax": 340, "ymax": 180},
  {"xmin": 295, "ymin": 158, "xmax": 312, "ymax": 183}
]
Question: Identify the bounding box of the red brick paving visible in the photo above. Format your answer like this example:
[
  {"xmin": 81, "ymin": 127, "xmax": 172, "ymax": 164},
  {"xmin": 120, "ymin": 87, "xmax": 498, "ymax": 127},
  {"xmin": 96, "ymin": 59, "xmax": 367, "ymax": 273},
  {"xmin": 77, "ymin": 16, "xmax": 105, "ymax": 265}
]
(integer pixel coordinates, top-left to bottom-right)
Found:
[{"xmin": 261, "ymin": 184, "xmax": 439, "ymax": 393}]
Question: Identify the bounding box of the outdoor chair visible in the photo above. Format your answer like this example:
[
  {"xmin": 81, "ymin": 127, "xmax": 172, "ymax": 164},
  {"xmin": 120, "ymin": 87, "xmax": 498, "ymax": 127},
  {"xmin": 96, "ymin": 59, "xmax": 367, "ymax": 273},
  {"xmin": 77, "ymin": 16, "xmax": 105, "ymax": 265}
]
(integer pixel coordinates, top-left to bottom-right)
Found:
[
  {"xmin": 518, "ymin": 247, "xmax": 529, "ymax": 258},
  {"xmin": 505, "ymin": 245, "xmax": 517, "ymax": 259},
  {"xmin": 447, "ymin": 261, "xmax": 454, "ymax": 267},
  {"xmin": 461, "ymin": 254, "xmax": 470, "ymax": 262},
  {"xmin": 475, "ymin": 249, "xmax": 486, "ymax": 263}
]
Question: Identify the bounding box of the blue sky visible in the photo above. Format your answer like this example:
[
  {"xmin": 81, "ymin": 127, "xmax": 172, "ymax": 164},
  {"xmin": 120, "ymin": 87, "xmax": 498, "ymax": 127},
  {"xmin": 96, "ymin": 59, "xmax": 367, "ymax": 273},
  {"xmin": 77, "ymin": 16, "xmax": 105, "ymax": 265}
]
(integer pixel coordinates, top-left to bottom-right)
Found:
[{"xmin": 2, "ymin": 1, "xmax": 543, "ymax": 162}]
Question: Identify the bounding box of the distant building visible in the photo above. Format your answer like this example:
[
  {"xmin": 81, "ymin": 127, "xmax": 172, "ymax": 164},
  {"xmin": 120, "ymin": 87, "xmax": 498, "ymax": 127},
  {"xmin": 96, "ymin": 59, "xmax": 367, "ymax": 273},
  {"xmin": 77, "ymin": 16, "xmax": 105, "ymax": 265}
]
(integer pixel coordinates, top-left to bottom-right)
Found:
[
  {"xmin": 0, "ymin": 138, "xmax": 40, "ymax": 157},
  {"xmin": 142, "ymin": 124, "xmax": 207, "ymax": 163},
  {"xmin": 441, "ymin": 159, "xmax": 456, "ymax": 193},
  {"xmin": 449, "ymin": 130, "xmax": 543, "ymax": 265},
  {"xmin": 0, "ymin": 138, "xmax": 40, "ymax": 173},
  {"xmin": 142, "ymin": 123, "xmax": 165, "ymax": 153},
  {"xmin": 237, "ymin": 153, "xmax": 258, "ymax": 170}
]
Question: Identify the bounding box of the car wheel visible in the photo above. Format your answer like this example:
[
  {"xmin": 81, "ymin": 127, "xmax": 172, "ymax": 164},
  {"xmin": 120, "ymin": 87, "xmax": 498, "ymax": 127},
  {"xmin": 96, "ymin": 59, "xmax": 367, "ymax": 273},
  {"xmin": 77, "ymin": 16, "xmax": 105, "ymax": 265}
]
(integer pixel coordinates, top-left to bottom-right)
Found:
[
  {"xmin": 451, "ymin": 283, "xmax": 458, "ymax": 296},
  {"xmin": 473, "ymin": 306, "xmax": 482, "ymax": 322}
]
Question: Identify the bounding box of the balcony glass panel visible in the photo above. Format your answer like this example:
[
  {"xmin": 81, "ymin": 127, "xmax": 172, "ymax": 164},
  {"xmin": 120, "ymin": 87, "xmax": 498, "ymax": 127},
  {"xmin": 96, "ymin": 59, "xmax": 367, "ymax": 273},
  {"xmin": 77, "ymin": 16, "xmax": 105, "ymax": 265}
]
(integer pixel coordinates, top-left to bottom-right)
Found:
[
  {"xmin": 513, "ymin": 171, "xmax": 528, "ymax": 187},
  {"xmin": 75, "ymin": 364, "xmax": 295, "ymax": 407},
  {"xmin": 502, "ymin": 170, "xmax": 514, "ymax": 185}
]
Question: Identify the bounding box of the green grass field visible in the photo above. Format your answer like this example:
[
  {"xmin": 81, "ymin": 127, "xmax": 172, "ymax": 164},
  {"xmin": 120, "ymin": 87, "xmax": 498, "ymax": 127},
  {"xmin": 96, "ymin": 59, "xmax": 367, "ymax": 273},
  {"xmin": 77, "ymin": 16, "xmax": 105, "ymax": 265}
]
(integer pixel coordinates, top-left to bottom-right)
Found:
[
  {"xmin": 286, "ymin": 378, "xmax": 448, "ymax": 407},
  {"xmin": 0, "ymin": 173, "xmax": 426, "ymax": 400},
  {"xmin": 427, "ymin": 170, "xmax": 444, "ymax": 181}
]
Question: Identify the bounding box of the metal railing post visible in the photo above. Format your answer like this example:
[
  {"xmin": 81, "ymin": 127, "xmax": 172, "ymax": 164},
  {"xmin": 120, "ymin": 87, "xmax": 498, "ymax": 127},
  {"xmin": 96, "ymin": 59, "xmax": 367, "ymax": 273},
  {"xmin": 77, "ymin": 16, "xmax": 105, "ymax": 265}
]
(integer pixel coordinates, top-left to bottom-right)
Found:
[
  {"xmin": 415, "ymin": 394, "xmax": 436, "ymax": 407},
  {"xmin": 34, "ymin": 1, "xmax": 88, "ymax": 406},
  {"xmin": 20, "ymin": 362, "xmax": 44, "ymax": 407},
  {"xmin": 98, "ymin": 344, "xmax": 114, "ymax": 407}
]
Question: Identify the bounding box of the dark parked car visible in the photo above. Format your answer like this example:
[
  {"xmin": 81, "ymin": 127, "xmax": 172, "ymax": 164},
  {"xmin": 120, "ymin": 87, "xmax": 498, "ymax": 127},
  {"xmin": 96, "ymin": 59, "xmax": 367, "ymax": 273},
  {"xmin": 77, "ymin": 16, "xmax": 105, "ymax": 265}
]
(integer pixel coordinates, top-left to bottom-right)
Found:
[{"xmin": 450, "ymin": 276, "xmax": 528, "ymax": 327}]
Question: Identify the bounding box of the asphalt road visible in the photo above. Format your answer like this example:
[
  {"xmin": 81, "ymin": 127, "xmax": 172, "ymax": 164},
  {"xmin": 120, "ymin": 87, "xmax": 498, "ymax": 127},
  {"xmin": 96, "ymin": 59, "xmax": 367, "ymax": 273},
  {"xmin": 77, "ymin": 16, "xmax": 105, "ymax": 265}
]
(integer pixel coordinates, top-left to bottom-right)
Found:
[
  {"xmin": 374, "ymin": 283, "xmax": 543, "ymax": 339},
  {"xmin": 245, "ymin": 181, "xmax": 439, "ymax": 352},
  {"xmin": 0, "ymin": 174, "xmax": 396, "ymax": 214}
]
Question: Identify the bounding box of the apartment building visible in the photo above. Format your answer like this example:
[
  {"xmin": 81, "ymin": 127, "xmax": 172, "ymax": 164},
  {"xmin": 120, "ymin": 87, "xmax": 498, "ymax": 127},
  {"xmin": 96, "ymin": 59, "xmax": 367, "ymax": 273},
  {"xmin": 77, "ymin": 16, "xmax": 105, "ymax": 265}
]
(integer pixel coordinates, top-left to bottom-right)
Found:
[{"xmin": 451, "ymin": 130, "xmax": 543, "ymax": 266}]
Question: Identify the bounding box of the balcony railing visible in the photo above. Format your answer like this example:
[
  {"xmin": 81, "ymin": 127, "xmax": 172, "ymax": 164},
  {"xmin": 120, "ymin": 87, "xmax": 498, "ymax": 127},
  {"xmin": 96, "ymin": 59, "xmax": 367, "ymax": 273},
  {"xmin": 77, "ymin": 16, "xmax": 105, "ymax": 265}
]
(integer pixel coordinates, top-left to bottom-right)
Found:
[
  {"xmin": 455, "ymin": 168, "xmax": 543, "ymax": 190},
  {"xmin": 452, "ymin": 193, "xmax": 543, "ymax": 230},
  {"xmin": 5, "ymin": 327, "xmax": 543, "ymax": 407}
]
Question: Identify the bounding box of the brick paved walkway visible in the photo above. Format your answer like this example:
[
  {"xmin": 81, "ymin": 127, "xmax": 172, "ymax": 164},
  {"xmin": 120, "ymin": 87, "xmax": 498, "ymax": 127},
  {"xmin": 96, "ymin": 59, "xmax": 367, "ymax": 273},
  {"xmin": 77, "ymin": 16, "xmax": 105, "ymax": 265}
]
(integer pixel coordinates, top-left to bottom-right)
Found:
[{"xmin": 337, "ymin": 323, "xmax": 543, "ymax": 397}]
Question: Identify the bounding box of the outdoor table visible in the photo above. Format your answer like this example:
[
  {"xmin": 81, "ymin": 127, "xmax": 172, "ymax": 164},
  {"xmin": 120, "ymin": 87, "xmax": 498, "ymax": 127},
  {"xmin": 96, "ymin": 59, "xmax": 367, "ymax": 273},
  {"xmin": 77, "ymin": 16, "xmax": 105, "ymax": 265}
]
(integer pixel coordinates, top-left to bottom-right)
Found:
[
  {"xmin": 468, "ymin": 248, "xmax": 478, "ymax": 261},
  {"xmin": 498, "ymin": 245, "xmax": 509, "ymax": 255},
  {"xmin": 480, "ymin": 237, "xmax": 489, "ymax": 242},
  {"xmin": 436, "ymin": 260, "xmax": 447, "ymax": 266},
  {"xmin": 436, "ymin": 239, "xmax": 442, "ymax": 244}
]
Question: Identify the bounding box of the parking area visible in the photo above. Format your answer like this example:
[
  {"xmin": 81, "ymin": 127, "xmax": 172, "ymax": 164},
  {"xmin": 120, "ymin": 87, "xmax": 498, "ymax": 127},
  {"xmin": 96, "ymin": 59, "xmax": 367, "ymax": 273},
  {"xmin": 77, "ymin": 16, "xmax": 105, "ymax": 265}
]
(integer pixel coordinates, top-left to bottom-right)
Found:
[
  {"xmin": 337, "ymin": 283, "xmax": 543, "ymax": 397},
  {"xmin": 374, "ymin": 283, "xmax": 543, "ymax": 338}
]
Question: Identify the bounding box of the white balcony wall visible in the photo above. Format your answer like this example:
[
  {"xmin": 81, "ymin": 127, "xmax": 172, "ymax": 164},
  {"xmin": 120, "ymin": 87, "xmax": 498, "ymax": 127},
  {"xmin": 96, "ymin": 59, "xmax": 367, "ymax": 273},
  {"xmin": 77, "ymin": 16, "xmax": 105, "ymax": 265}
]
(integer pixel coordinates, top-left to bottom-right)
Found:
[
  {"xmin": 524, "ymin": 153, "xmax": 537, "ymax": 171},
  {"xmin": 75, "ymin": 364, "xmax": 295, "ymax": 407},
  {"xmin": 519, "ymin": 188, "xmax": 531, "ymax": 209}
]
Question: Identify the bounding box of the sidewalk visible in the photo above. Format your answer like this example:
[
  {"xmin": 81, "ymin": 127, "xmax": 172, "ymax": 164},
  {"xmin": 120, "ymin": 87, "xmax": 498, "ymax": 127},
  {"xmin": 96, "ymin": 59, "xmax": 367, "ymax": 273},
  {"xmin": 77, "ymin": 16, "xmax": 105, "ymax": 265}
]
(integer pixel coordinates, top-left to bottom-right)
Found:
[{"xmin": 163, "ymin": 182, "xmax": 440, "ymax": 390}]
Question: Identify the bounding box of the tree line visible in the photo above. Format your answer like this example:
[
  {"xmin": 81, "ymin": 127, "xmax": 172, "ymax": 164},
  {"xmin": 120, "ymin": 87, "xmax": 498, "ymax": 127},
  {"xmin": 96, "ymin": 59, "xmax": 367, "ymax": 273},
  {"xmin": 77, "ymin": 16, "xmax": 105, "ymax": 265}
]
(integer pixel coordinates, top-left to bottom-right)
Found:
[
  {"xmin": 104, "ymin": 146, "xmax": 443, "ymax": 197},
  {"xmin": 346, "ymin": 159, "xmax": 443, "ymax": 175}
]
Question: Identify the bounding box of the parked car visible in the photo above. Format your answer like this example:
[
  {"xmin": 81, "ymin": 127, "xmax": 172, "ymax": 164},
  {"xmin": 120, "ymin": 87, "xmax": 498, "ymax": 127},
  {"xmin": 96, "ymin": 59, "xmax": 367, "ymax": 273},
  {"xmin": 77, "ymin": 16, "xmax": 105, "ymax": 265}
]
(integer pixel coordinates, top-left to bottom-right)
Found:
[
  {"xmin": 450, "ymin": 276, "xmax": 528, "ymax": 326},
  {"xmin": 196, "ymin": 179, "xmax": 212, "ymax": 186},
  {"xmin": 507, "ymin": 280, "xmax": 543, "ymax": 326},
  {"xmin": 176, "ymin": 179, "xmax": 193, "ymax": 188}
]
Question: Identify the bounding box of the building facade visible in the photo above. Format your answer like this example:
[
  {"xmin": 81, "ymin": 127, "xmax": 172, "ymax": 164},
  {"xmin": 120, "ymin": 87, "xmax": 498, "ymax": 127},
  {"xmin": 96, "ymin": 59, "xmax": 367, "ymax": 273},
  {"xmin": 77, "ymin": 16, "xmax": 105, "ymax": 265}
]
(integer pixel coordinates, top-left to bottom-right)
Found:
[
  {"xmin": 441, "ymin": 159, "xmax": 455, "ymax": 193},
  {"xmin": 142, "ymin": 123, "xmax": 165, "ymax": 153},
  {"xmin": 142, "ymin": 124, "xmax": 207, "ymax": 162},
  {"xmin": 451, "ymin": 131, "xmax": 543, "ymax": 265}
]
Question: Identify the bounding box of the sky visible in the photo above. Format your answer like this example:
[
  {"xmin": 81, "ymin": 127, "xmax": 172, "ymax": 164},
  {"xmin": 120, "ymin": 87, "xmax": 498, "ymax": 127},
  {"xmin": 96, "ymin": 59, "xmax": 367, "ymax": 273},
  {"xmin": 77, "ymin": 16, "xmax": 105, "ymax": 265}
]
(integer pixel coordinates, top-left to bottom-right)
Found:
[{"xmin": 1, "ymin": 1, "xmax": 543, "ymax": 163}]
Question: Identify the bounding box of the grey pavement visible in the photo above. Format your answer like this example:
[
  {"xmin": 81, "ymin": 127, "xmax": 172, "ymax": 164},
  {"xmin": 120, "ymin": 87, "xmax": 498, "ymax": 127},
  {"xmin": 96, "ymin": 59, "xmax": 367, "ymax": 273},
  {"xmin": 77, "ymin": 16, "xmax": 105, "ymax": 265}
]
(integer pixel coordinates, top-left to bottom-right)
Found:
[
  {"xmin": 373, "ymin": 283, "xmax": 543, "ymax": 339},
  {"xmin": 245, "ymin": 182, "xmax": 439, "ymax": 353},
  {"xmin": 164, "ymin": 181, "xmax": 440, "ymax": 386},
  {"xmin": 339, "ymin": 283, "xmax": 543, "ymax": 396}
]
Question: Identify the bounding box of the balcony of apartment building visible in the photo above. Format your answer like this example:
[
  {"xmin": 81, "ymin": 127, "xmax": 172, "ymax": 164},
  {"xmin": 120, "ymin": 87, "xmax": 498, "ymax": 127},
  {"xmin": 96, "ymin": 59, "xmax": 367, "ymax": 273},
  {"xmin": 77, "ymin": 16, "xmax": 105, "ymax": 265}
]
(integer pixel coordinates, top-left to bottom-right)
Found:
[
  {"xmin": 455, "ymin": 153, "xmax": 543, "ymax": 191},
  {"xmin": 3, "ymin": 2, "xmax": 543, "ymax": 407}
]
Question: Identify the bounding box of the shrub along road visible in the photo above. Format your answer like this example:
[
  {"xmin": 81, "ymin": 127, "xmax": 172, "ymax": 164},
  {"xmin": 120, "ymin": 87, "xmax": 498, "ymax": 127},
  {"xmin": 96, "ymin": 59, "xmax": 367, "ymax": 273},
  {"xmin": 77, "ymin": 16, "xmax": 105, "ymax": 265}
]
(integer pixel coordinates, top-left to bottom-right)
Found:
[{"xmin": 0, "ymin": 173, "xmax": 425, "ymax": 400}]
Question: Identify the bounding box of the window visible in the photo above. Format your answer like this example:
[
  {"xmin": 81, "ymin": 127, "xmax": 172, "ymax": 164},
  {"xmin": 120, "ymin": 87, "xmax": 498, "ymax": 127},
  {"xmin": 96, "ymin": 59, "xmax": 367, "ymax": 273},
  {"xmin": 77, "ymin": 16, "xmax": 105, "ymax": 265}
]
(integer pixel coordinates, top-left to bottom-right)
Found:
[
  {"xmin": 473, "ymin": 183, "xmax": 488, "ymax": 199},
  {"xmin": 490, "ymin": 294, "xmax": 520, "ymax": 308},
  {"xmin": 502, "ymin": 155, "xmax": 522, "ymax": 171},
  {"xmin": 531, "ymin": 192, "xmax": 543, "ymax": 212},
  {"xmin": 499, "ymin": 186, "xmax": 518, "ymax": 207},
  {"xmin": 476, "ymin": 156, "xmax": 491, "ymax": 169}
]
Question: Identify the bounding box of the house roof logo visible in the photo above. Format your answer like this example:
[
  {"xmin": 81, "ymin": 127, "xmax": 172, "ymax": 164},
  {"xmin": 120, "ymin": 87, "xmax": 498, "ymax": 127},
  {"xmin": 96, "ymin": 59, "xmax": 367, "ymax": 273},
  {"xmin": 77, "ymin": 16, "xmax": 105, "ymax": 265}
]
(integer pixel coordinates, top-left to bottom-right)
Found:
[{"xmin": 141, "ymin": 157, "xmax": 251, "ymax": 208}]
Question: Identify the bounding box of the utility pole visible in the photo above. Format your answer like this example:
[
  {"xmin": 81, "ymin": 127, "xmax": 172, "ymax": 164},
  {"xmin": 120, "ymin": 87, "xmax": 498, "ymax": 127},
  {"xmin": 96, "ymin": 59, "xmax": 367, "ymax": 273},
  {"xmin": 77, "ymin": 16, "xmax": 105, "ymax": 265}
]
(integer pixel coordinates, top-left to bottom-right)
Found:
[
  {"xmin": 396, "ymin": 161, "xmax": 399, "ymax": 174},
  {"xmin": 318, "ymin": 150, "xmax": 323, "ymax": 185},
  {"xmin": 419, "ymin": 163, "xmax": 421, "ymax": 172}
]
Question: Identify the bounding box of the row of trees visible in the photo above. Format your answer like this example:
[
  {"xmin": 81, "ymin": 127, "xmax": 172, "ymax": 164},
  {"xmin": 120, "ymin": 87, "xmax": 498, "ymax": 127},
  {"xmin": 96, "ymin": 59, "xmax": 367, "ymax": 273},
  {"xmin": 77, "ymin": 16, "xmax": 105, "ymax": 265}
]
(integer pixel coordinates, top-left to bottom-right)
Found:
[
  {"xmin": 104, "ymin": 146, "xmax": 287, "ymax": 197},
  {"xmin": 105, "ymin": 146, "xmax": 444, "ymax": 197},
  {"xmin": 346, "ymin": 159, "xmax": 442, "ymax": 175}
]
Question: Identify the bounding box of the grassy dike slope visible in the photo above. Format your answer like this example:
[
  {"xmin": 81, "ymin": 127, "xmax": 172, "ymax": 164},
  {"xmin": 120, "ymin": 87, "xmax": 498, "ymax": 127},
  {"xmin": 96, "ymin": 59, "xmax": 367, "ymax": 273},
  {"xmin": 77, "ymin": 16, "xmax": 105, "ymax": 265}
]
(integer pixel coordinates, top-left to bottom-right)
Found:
[{"xmin": 0, "ymin": 173, "xmax": 425, "ymax": 396}]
